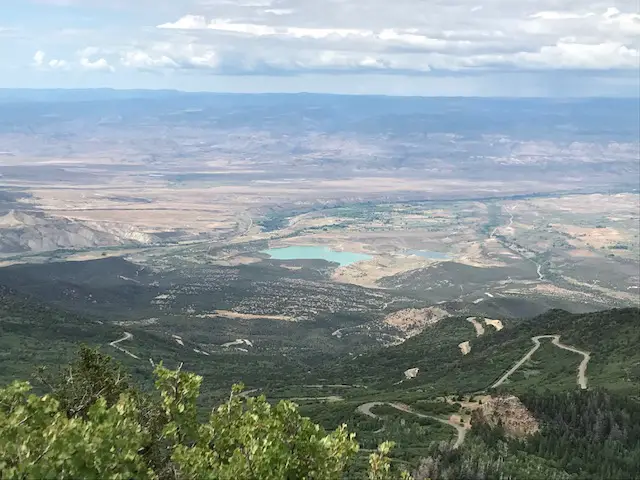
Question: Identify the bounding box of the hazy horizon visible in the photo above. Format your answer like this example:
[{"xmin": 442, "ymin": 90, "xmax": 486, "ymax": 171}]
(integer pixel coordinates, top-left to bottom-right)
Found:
[{"xmin": 0, "ymin": 87, "xmax": 638, "ymax": 100}]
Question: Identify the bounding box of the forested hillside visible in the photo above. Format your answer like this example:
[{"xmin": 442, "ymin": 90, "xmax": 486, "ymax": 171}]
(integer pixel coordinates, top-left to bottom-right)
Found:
[
  {"xmin": 1, "ymin": 285, "xmax": 638, "ymax": 478},
  {"xmin": 2, "ymin": 347, "xmax": 639, "ymax": 479},
  {"xmin": 318, "ymin": 308, "xmax": 640, "ymax": 394},
  {"xmin": 414, "ymin": 389, "xmax": 640, "ymax": 479},
  {"xmin": 0, "ymin": 286, "xmax": 310, "ymax": 401}
]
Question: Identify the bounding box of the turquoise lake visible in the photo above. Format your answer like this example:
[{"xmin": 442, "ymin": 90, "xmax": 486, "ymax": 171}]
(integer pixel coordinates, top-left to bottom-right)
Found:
[{"xmin": 262, "ymin": 246, "xmax": 372, "ymax": 266}]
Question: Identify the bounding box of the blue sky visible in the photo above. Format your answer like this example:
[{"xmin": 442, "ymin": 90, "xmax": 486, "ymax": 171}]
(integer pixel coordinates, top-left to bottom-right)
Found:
[{"xmin": 0, "ymin": 0, "xmax": 638, "ymax": 96}]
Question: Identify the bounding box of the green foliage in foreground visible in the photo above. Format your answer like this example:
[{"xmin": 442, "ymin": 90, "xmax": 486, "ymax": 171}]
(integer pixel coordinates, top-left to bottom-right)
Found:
[{"xmin": 0, "ymin": 348, "xmax": 411, "ymax": 480}]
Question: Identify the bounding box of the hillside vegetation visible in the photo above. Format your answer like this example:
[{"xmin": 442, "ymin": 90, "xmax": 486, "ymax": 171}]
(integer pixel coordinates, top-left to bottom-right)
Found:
[
  {"xmin": 0, "ymin": 286, "xmax": 309, "ymax": 402},
  {"xmin": 0, "ymin": 348, "xmax": 411, "ymax": 479},
  {"xmin": 318, "ymin": 308, "xmax": 640, "ymax": 395},
  {"xmin": 3, "ymin": 346, "xmax": 639, "ymax": 479},
  {"xmin": 1, "ymin": 283, "xmax": 639, "ymax": 478}
]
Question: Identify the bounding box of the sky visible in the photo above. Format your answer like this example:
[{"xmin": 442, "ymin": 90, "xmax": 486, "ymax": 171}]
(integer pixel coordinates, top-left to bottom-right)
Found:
[{"xmin": 0, "ymin": 0, "xmax": 638, "ymax": 96}]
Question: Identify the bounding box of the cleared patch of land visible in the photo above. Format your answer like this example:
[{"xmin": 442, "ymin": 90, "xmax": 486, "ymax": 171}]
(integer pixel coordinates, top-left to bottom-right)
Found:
[
  {"xmin": 382, "ymin": 307, "xmax": 450, "ymax": 339},
  {"xmin": 484, "ymin": 319, "xmax": 504, "ymax": 331},
  {"xmin": 466, "ymin": 317, "xmax": 485, "ymax": 337},
  {"xmin": 459, "ymin": 341, "xmax": 471, "ymax": 355}
]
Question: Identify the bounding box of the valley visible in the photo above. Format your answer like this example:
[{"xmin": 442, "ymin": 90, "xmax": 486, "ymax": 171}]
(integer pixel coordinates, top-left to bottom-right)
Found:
[{"xmin": 0, "ymin": 93, "xmax": 639, "ymax": 478}]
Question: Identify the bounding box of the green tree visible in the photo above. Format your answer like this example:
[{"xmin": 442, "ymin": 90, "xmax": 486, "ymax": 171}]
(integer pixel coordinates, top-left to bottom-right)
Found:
[
  {"xmin": 0, "ymin": 381, "xmax": 152, "ymax": 479},
  {"xmin": 0, "ymin": 350, "xmax": 412, "ymax": 480}
]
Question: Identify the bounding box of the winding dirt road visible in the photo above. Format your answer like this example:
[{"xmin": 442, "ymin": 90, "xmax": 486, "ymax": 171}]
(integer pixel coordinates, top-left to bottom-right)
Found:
[
  {"xmin": 109, "ymin": 332, "xmax": 140, "ymax": 360},
  {"xmin": 357, "ymin": 402, "xmax": 467, "ymax": 448},
  {"xmin": 491, "ymin": 335, "xmax": 590, "ymax": 389},
  {"xmin": 537, "ymin": 264, "xmax": 544, "ymax": 280}
]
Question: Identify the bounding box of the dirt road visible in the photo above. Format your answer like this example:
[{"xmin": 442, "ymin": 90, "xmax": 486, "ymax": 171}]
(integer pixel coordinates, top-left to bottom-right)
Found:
[
  {"xmin": 357, "ymin": 402, "xmax": 467, "ymax": 448},
  {"xmin": 551, "ymin": 337, "xmax": 590, "ymax": 389},
  {"xmin": 536, "ymin": 263, "xmax": 544, "ymax": 281},
  {"xmin": 491, "ymin": 335, "xmax": 590, "ymax": 389},
  {"xmin": 109, "ymin": 332, "xmax": 140, "ymax": 360},
  {"xmin": 490, "ymin": 206, "xmax": 515, "ymax": 238},
  {"xmin": 290, "ymin": 396, "xmax": 344, "ymax": 402}
]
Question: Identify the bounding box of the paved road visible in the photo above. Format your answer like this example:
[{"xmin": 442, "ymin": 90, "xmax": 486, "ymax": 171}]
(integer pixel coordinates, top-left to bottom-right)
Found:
[
  {"xmin": 357, "ymin": 402, "xmax": 466, "ymax": 448},
  {"xmin": 491, "ymin": 335, "xmax": 590, "ymax": 389}
]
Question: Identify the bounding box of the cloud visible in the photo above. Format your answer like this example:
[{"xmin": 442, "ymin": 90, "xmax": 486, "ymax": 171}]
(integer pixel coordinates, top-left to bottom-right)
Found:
[
  {"xmin": 17, "ymin": 0, "xmax": 640, "ymax": 86},
  {"xmin": 80, "ymin": 57, "xmax": 115, "ymax": 72},
  {"xmin": 32, "ymin": 50, "xmax": 69, "ymax": 69},
  {"xmin": 77, "ymin": 47, "xmax": 102, "ymax": 57},
  {"xmin": 263, "ymin": 8, "xmax": 293, "ymax": 16},
  {"xmin": 119, "ymin": 38, "xmax": 636, "ymax": 75},
  {"xmin": 600, "ymin": 8, "xmax": 640, "ymax": 35},
  {"xmin": 530, "ymin": 11, "xmax": 596, "ymax": 20},
  {"xmin": 120, "ymin": 50, "xmax": 180, "ymax": 69},
  {"xmin": 149, "ymin": 2, "xmax": 640, "ymax": 75},
  {"xmin": 48, "ymin": 59, "xmax": 69, "ymax": 69},
  {"xmin": 33, "ymin": 50, "xmax": 46, "ymax": 67},
  {"xmin": 118, "ymin": 43, "xmax": 433, "ymax": 75},
  {"xmin": 158, "ymin": 15, "xmax": 209, "ymax": 30},
  {"xmin": 516, "ymin": 41, "xmax": 639, "ymax": 69},
  {"xmin": 158, "ymin": 17, "xmax": 412, "ymax": 43}
]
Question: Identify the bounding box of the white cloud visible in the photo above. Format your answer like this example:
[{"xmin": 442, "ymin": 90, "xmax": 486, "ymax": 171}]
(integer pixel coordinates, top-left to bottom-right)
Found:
[
  {"xmin": 159, "ymin": 17, "xmax": 384, "ymax": 41},
  {"xmin": 600, "ymin": 8, "xmax": 640, "ymax": 35},
  {"xmin": 80, "ymin": 57, "xmax": 115, "ymax": 72},
  {"xmin": 120, "ymin": 43, "xmax": 226, "ymax": 71},
  {"xmin": 139, "ymin": 1, "xmax": 637, "ymax": 75},
  {"xmin": 117, "ymin": 34, "xmax": 639, "ymax": 75},
  {"xmin": 158, "ymin": 14, "xmax": 209, "ymax": 30},
  {"xmin": 33, "ymin": 50, "xmax": 46, "ymax": 67},
  {"xmin": 19, "ymin": 0, "xmax": 640, "ymax": 85},
  {"xmin": 120, "ymin": 51, "xmax": 179, "ymax": 69},
  {"xmin": 151, "ymin": 1, "xmax": 640, "ymax": 74},
  {"xmin": 516, "ymin": 41, "xmax": 639, "ymax": 69},
  {"xmin": 263, "ymin": 8, "xmax": 293, "ymax": 16},
  {"xmin": 530, "ymin": 11, "xmax": 596, "ymax": 20},
  {"xmin": 119, "ymin": 43, "xmax": 432, "ymax": 74},
  {"xmin": 156, "ymin": 19, "xmax": 509, "ymax": 57},
  {"xmin": 32, "ymin": 50, "xmax": 69, "ymax": 69},
  {"xmin": 527, "ymin": 7, "xmax": 640, "ymax": 36},
  {"xmin": 77, "ymin": 46, "xmax": 102, "ymax": 57},
  {"xmin": 48, "ymin": 59, "xmax": 69, "ymax": 69}
]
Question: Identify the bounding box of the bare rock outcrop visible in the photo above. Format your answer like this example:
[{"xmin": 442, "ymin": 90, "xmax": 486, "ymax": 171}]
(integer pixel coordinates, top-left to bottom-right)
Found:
[
  {"xmin": 477, "ymin": 395, "xmax": 540, "ymax": 438},
  {"xmin": 404, "ymin": 367, "xmax": 419, "ymax": 379},
  {"xmin": 458, "ymin": 341, "xmax": 471, "ymax": 355},
  {"xmin": 383, "ymin": 306, "xmax": 449, "ymax": 339}
]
